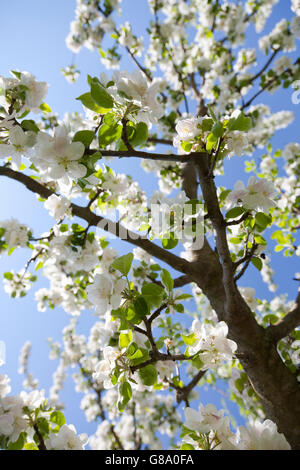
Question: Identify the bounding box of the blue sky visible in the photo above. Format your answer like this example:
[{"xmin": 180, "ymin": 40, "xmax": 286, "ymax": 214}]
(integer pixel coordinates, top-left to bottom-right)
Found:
[{"xmin": 0, "ymin": 0, "xmax": 299, "ymax": 445}]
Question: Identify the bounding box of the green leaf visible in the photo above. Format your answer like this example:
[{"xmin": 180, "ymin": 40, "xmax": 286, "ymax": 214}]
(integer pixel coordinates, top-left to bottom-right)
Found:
[
  {"xmin": 225, "ymin": 207, "xmax": 245, "ymax": 219},
  {"xmin": 160, "ymin": 269, "xmax": 173, "ymax": 293},
  {"xmin": 127, "ymin": 347, "xmax": 144, "ymax": 360},
  {"xmin": 271, "ymin": 230, "xmax": 286, "ymax": 245},
  {"xmin": 175, "ymin": 293, "xmax": 193, "ymax": 300},
  {"xmin": 180, "ymin": 444, "xmax": 195, "ymax": 450},
  {"xmin": 133, "ymin": 295, "xmax": 149, "ymax": 317},
  {"xmin": 76, "ymin": 92, "xmax": 103, "ymax": 113},
  {"xmin": 182, "ymin": 333, "xmax": 196, "ymax": 345},
  {"xmin": 129, "ymin": 122, "xmax": 148, "ymax": 147},
  {"xmin": 119, "ymin": 330, "xmax": 133, "ymax": 349},
  {"xmin": 228, "ymin": 112, "xmax": 252, "ymax": 132},
  {"xmin": 275, "ymin": 245, "xmax": 284, "ymax": 252},
  {"xmin": 118, "ymin": 381, "xmax": 132, "ymax": 410},
  {"xmin": 206, "ymin": 132, "xmax": 218, "ymax": 151},
  {"xmin": 50, "ymin": 410, "xmax": 66, "ymax": 428},
  {"xmin": 36, "ymin": 417, "xmax": 50, "ymax": 435},
  {"xmin": 11, "ymin": 70, "xmax": 22, "ymax": 79},
  {"xmin": 59, "ymin": 224, "xmax": 69, "ymax": 233},
  {"xmin": 138, "ymin": 364, "xmax": 157, "ymax": 386},
  {"xmin": 141, "ymin": 283, "xmax": 164, "ymax": 309},
  {"xmin": 263, "ymin": 314, "xmax": 279, "ymax": 325},
  {"xmin": 39, "ymin": 103, "xmax": 52, "ymax": 113},
  {"xmin": 212, "ymin": 121, "xmax": 224, "ymax": 138},
  {"xmin": 24, "ymin": 443, "xmax": 38, "ymax": 450},
  {"xmin": 230, "ymin": 237, "xmax": 243, "ymax": 244},
  {"xmin": 111, "ymin": 253, "xmax": 134, "ymax": 276},
  {"xmin": 35, "ymin": 261, "xmax": 44, "ymax": 271},
  {"xmin": 91, "ymin": 82, "xmax": 114, "ymax": 109},
  {"xmin": 181, "ymin": 141, "xmax": 192, "ymax": 153},
  {"xmin": 192, "ymin": 356, "xmax": 204, "ymax": 369},
  {"xmin": 98, "ymin": 121, "xmax": 122, "ymax": 148},
  {"xmin": 255, "ymin": 212, "xmax": 272, "ymax": 229},
  {"xmin": 21, "ymin": 119, "xmax": 40, "ymax": 133},
  {"xmin": 111, "ymin": 367, "xmax": 121, "ymax": 386},
  {"xmin": 254, "ymin": 234, "xmax": 267, "ymax": 245},
  {"xmin": 4, "ymin": 272, "xmax": 13, "ymax": 280},
  {"xmin": 201, "ymin": 118, "xmax": 213, "ymax": 132},
  {"xmin": 251, "ymin": 257, "xmax": 263, "ymax": 271},
  {"xmin": 73, "ymin": 130, "xmax": 95, "ymax": 148},
  {"xmin": 150, "ymin": 264, "xmax": 161, "ymax": 271},
  {"xmin": 174, "ymin": 303, "xmax": 184, "ymax": 313},
  {"xmin": 126, "ymin": 342, "xmax": 138, "ymax": 357},
  {"xmin": 219, "ymin": 189, "xmax": 231, "ymax": 201},
  {"xmin": 162, "ymin": 232, "xmax": 178, "ymax": 250},
  {"xmin": 207, "ymin": 104, "xmax": 217, "ymax": 122},
  {"xmin": 8, "ymin": 432, "xmax": 26, "ymax": 450}
]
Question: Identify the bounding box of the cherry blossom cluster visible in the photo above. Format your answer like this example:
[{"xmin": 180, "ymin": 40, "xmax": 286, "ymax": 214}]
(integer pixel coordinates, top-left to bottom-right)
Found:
[
  {"xmin": 181, "ymin": 403, "xmax": 291, "ymax": 450},
  {"xmin": 0, "ymin": 374, "xmax": 87, "ymax": 450}
]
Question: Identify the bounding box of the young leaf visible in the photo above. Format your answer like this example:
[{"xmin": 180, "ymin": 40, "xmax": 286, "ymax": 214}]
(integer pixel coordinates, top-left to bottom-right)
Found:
[
  {"xmin": 225, "ymin": 207, "xmax": 245, "ymax": 219},
  {"xmin": 8, "ymin": 432, "xmax": 26, "ymax": 450},
  {"xmin": 141, "ymin": 283, "xmax": 164, "ymax": 309},
  {"xmin": 21, "ymin": 119, "xmax": 40, "ymax": 133},
  {"xmin": 50, "ymin": 410, "xmax": 66, "ymax": 428},
  {"xmin": 111, "ymin": 253, "xmax": 134, "ymax": 276},
  {"xmin": 133, "ymin": 295, "xmax": 149, "ymax": 317},
  {"xmin": 76, "ymin": 93, "xmax": 103, "ymax": 113},
  {"xmin": 251, "ymin": 257, "xmax": 263, "ymax": 271},
  {"xmin": 228, "ymin": 112, "xmax": 252, "ymax": 132},
  {"xmin": 39, "ymin": 103, "xmax": 51, "ymax": 113},
  {"xmin": 212, "ymin": 121, "xmax": 224, "ymax": 138},
  {"xmin": 162, "ymin": 232, "xmax": 178, "ymax": 250},
  {"xmin": 129, "ymin": 122, "xmax": 148, "ymax": 147},
  {"xmin": 255, "ymin": 212, "xmax": 272, "ymax": 229},
  {"xmin": 138, "ymin": 364, "xmax": 158, "ymax": 386},
  {"xmin": 91, "ymin": 82, "xmax": 114, "ymax": 109},
  {"xmin": 160, "ymin": 269, "xmax": 174, "ymax": 293},
  {"xmin": 182, "ymin": 333, "xmax": 196, "ymax": 345},
  {"xmin": 119, "ymin": 330, "xmax": 133, "ymax": 349},
  {"xmin": 98, "ymin": 122, "xmax": 122, "ymax": 148},
  {"xmin": 118, "ymin": 381, "xmax": 132, "ymax": 410},
  {"xmin": 73, "ymin": 130, "xmax": 95, "ymax": 148}
]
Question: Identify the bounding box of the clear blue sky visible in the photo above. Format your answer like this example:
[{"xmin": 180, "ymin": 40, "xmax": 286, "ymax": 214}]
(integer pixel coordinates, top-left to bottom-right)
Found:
[{"xmin": 0, "ymin": 0, "xmax": 299, "ymax": 444}]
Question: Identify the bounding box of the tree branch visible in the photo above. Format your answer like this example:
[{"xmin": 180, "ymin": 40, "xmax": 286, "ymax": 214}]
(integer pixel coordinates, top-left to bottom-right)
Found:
[
  {"xmin": 172, "ymin": 370, "xmax": 206, "ymax": 406},
  {"xmin": 0, "ymin": 166, "xmax": 190, "ymax": 277},
  {"xmin": 147, "ymin": 136, "xmax": 173, "ymax": 146},
  {"xmin": 267, "ymin": 288, "xmax": 300, "ymax": 343},
  {"xmin": 87, "ymin": 148, "xmax": 207, "ymax": 163},
  {"xmin": 33, "ymin": 423, "xmax": 47, "ymax": 451},
  {"xmin": 246, "ymin": 48, "xmax": 280, "ymax": 85}
]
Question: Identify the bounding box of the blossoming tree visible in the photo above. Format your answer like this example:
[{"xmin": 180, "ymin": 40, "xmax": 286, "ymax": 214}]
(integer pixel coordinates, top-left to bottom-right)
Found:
[{"xmin": 0, "ymin": 0, "xmax": 300, "ymax": 451}]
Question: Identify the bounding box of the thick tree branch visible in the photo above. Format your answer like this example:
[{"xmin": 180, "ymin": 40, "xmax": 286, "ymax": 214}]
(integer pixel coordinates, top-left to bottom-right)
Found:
[
  {"xmin": 0, "ymin": 166, "xmax": 190, "ymax": 277},
  {"xmin": 193, "ymin": 155, "xmax": 300, "ymax": 449}
]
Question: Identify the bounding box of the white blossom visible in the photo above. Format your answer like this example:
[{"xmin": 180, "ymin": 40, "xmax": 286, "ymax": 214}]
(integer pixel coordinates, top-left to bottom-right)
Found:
[
  {"xmin": 45, "ymin": 424, "xmax": 88, "ymax": 450},
  {"xmin": 44, "ymin": 194, "xmax": 71, "ymax": 220},
  {"xmin": 229, "ymin": 176, "xmax": 277, "ymax": 212},
  {"xmin": 189, "ymin": 321, "xmax": 237, "ymax": 369},
  {"xmin": 236, "ymin": 419, "xmax": 291, "ymax": 450}
]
